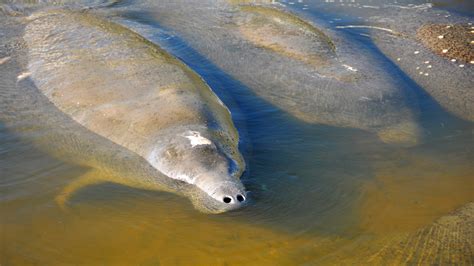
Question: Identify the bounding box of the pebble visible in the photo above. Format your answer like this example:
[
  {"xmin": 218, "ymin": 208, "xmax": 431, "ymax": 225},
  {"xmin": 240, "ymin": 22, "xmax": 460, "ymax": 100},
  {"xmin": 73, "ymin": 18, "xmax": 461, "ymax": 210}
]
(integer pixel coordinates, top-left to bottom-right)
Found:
[
  {"xmin": 437, "ymin": 35, "xmax": 444, "ymax": 39},
  {"xmin": 442, "ymin": 49, "xmax": 449, "ymax": 53},
  {"xmin": 17, "ymin": 72, "xmax": 31, "ymax": 81},
  {"xmin": 414, "ymin": 51, "xmax": 420, "ymax": 54},
  {"xmin": 0, "ymin": 56, "xmax": 10, "ymax": 65}
]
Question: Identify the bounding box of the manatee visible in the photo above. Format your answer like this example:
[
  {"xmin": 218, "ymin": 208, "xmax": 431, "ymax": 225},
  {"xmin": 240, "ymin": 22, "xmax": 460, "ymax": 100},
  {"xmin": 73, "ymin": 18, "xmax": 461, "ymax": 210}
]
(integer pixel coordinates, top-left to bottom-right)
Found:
[
  {"xmin": 312, "ymin": 202, "xmax": 474, "ymax": 264},
  {"xmin": 110, "ymin": 0, "xmax": 422, "ymax": 146},
  {"xmin": 329, "ymin": 3, "xmax": 473, "ymax": 121},
  {"xmin": 363, "ymin": 202, "xmax": 474, "ymax": 265},
  {"xmin": 0, "ymin": 9, "xmax": 247, "ymax": 213}
]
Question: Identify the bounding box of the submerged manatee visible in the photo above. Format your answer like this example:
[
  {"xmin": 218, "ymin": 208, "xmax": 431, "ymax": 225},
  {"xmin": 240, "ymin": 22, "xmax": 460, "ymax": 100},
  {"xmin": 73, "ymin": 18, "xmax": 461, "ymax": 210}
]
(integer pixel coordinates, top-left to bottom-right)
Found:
[
  {"xmin": 7, "ymin": 9, "xmax": 247, "ymax": 213},
  {"xmin": 366, "ymin": 202, "xmax": 474, "ymax": 265},
  {"xmin": 314, "ymin": 201, "xmax": 474, "ymax": 264},
  {"xmin": 344, "ymin": 4, "xmax": 474, "ymax": 121},
  {"xmin": 112, "ymin": 0, "xmax": 422, "ymax": 146}
]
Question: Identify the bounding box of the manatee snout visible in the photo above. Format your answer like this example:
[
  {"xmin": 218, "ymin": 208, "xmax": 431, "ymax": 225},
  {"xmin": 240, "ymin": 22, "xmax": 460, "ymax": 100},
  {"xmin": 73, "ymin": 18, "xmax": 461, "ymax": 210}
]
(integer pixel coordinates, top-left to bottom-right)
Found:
[
  {"xmin": 188, "ymin": 180, "xmax": 248, "ymax": 213},
  {"xmin": 211, "ymin": 181, "xmax": 247, "ymax": 205}
]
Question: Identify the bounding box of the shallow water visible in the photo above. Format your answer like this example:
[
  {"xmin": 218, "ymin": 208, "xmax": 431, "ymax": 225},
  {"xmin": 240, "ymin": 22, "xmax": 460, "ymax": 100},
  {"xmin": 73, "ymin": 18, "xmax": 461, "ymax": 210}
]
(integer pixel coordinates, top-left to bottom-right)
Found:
[{"xmin": 1, "ymin": 0, "xmax": 473, "ymax": 265}]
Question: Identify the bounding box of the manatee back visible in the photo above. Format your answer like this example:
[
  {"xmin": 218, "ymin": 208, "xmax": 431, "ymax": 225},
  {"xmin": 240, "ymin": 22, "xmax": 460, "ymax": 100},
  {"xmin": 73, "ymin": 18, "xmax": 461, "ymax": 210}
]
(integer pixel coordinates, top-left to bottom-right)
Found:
[
  {"xmin": 24, "ymin": 10, "xmax": 238, "ymax": 159},
  {"xmin": 124, "ymin": 0, "xmax": 422, "ymax": 145}
]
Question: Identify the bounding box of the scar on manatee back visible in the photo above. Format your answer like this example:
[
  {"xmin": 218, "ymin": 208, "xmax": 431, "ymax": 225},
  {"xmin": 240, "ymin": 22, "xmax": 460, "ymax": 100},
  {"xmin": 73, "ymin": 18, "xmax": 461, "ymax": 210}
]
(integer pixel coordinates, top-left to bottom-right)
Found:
[
  {"xmin": 417, "ymin": 24, "xmax": 474, "ymax": 64},
  {"xmin": 236, "ymin": 5, "xmax": 336, "ymax": 67},
  {"xmin": 183, "ymin": 131, "xmax": 212, "ymax": 147}
]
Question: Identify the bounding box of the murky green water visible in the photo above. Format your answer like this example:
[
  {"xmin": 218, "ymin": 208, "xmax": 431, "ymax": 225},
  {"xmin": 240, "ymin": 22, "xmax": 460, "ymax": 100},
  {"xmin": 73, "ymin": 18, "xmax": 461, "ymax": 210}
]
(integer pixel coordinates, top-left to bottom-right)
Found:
[{"xmin": 1, "ymin": 0, "xmax": 473, "ymax": 265}]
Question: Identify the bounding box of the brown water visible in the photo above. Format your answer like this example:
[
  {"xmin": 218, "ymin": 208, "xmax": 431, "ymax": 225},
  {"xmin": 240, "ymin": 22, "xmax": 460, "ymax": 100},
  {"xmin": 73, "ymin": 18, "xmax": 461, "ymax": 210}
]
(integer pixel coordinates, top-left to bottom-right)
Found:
[
  {"xmin": 2, "ymin": 131, "xmax": 472, "ymax": 264},
  {"xmin": 1, "ymin": 0, "xmax": 473, "ymax": 265}
]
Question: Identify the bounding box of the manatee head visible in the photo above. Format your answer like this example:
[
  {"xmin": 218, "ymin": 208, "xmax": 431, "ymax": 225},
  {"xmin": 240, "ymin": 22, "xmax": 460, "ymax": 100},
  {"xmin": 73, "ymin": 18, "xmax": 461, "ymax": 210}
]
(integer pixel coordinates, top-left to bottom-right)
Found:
[{"xmin": 147, "ymin": 126, "xmax": 247, "ymax": 213}]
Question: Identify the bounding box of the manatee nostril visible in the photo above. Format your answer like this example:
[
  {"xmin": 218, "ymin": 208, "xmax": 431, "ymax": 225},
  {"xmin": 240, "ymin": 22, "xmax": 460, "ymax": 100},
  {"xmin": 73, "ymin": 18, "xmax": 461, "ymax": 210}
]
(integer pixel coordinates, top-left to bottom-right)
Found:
[
  {"xmin": 236, "ymin": 194, "xmax": 245, "ymax": 202},
  {"xmin": 223, "ymin": 196, "xmax": 232, "ymax": 204}
]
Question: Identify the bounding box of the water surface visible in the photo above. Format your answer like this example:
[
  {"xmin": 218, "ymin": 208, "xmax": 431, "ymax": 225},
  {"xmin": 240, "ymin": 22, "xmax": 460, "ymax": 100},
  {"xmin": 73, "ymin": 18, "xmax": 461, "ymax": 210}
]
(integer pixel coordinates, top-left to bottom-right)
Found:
[{"xmin": 1, "ymin": 0, "xmax": 473, "ymax": 264}]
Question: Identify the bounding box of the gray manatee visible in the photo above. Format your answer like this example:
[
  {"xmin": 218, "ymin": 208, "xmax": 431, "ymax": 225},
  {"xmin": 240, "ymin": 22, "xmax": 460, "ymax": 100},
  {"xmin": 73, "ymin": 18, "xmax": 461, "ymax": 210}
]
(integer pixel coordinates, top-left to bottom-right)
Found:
[
  {"xmin": 112, "ymin": 0, "xmax": 423, "ymax": 146},
  {"xmin": 0, "ymin": 9, "xmax": 247, "ymax": 213},
  {"xmin": 330, "ymin": 3, "xmax": 473, "ymax": 121}
]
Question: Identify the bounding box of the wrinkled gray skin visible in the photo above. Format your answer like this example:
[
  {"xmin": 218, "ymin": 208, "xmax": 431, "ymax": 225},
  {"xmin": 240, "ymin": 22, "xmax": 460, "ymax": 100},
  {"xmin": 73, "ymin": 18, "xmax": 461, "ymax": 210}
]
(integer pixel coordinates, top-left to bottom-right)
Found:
[
  {"xmin": 0, "ymin": 8, "xmax": 247, "ymax": 213},
  {"xmin": 108, "ymin": 0, "xmax": 423, "ymax": 146}
]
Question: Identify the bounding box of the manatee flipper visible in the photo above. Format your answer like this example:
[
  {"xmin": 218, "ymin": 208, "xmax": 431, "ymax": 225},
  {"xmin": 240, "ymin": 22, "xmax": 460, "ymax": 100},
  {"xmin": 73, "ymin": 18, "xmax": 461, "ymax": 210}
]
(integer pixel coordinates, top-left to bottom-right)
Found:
[
  {"xmin": 55, "ymin": 169, "xmax": 109, "ymax": 210},
  {"xmin": 376, "ymin": 121, "xmax": 422, "ymax": 147}
]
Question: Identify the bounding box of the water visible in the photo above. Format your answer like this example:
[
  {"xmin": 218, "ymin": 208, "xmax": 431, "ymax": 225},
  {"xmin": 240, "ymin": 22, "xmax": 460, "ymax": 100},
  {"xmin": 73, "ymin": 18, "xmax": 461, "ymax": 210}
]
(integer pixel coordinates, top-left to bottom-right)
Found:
[{"xmin": 1, "ymin": 0, "xmax": 473, "ymax": 265}]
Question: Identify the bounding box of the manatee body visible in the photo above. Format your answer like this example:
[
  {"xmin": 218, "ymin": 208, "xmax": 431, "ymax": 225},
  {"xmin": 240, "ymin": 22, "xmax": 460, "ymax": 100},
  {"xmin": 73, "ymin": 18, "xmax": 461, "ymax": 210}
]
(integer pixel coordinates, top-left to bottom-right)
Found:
[
  {"xmin": 114, "ymin": 0, "xmax": 422, "ymax": 146},
  {"xmin": 346, "ymin": 4, "xmax": 473, "ymax": 121},
  {"xmin": 316, "ymin": 201, "xmax": 474, "ymax": 264},
  {"xmin": 366, "ymin": 202, "xmax": 474, "ymax": 265},
  {"xmin": 3, "ymin": 9, "xmax": 247, "ymax": 213}
]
